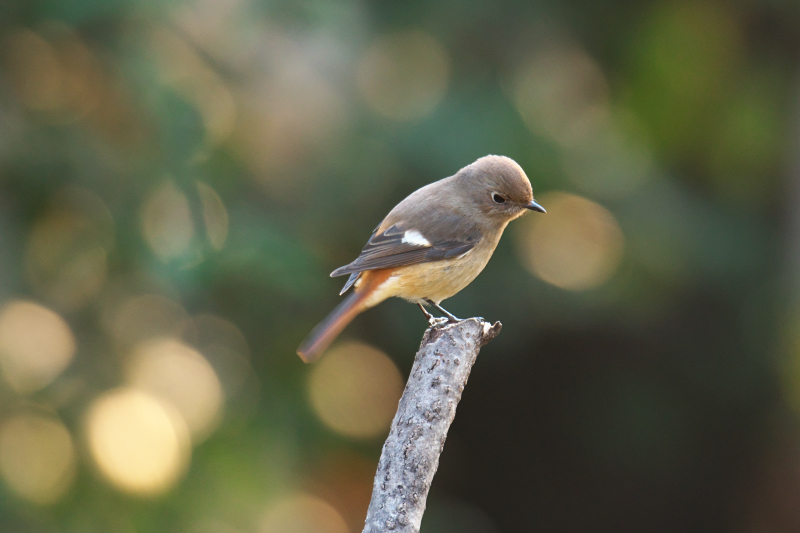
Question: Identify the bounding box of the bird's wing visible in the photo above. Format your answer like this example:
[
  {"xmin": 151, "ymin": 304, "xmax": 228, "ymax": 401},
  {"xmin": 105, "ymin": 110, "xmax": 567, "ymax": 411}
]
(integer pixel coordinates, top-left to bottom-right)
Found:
[{"xmin": 330, "ymin": 222, "xmax": 481, "ymax": 293}]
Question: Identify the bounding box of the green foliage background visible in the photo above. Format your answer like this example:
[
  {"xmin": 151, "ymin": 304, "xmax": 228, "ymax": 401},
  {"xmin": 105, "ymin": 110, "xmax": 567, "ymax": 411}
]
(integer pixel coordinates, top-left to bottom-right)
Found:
[{"xmin": 1, "ymin": 0, "xmax": 800, "ymax": 531}]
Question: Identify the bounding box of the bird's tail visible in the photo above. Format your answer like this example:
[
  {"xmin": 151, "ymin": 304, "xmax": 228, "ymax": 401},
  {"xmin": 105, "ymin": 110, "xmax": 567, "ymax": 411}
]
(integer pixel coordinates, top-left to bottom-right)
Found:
[{"xmin": 297, "ymin": 289, "xmax": 367, "ymax": 363}]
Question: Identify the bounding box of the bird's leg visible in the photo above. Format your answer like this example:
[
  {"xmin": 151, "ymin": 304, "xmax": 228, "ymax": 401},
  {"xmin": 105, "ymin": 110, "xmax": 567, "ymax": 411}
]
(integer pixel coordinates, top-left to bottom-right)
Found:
[
  {"xmin": 417, "ymin": 302, "xmax": 434, "ymax": 322},
  {"xmin": 418, "ymin": 302, "xmax": 448, "ymax": 328},
  {"xmin": 425, "ymin": 299, "xmax": 461, "ymax": 323}
]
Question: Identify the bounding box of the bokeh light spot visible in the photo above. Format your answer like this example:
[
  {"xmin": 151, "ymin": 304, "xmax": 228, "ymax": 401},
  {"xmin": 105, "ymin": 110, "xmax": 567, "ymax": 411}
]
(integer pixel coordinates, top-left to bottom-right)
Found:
[
  {"xmin": 127, "ymin": 338, "xmax": 223, "ymax": 442},
  {"xmin": 3, "ymin": 29, "xmax": 63, "ymax": 111},
  {"xmin": 196, "ymin": 182, "xmax": 229, "ymax": 250},
  {"xmin": 357, "ymin": 30, "xmax": 450, "ymax": 121},
  {"xmin": 140, "ymin": 180, "xmax": 195, "ymax": 261},
  {"xmin": 85, "ymin": 387, "xmax": 190, "ymax": 496},
  {"xmin": 515, "ymin": 192, "xmax": 624, "ymax": 291},
  {"xmin": 48, "ymin": 24, "xmax": 98, "ymax": 120},
  {"xmin": 259, "ymin": 493, "xmax": 349, "ymax": 533},
  {"xmin": 230, "ymin": 28, "xmax": 349, "ymax": 186},
  {"xmin": 0, "ymin": 300, "xmax": 76, "ymax": 394},
  {"xmin": 182, "ymin": 314, "xmax": 250, "ymax": 360},
  {"xmin": 0, "ymin": 413, "xmax": 76, "ymax": 505},
  {"xmin": 513, "ymin": 45, "xmax": 609, "ymax": 147},
  {"xmin": 180, "ymin": 314, "xmax": 254, "ymax": 399},
  {"xmin": 308, "ymin": 341, "xmax": 403, "ymax": 439},
  {"xmin": 150, "ymin": 28, "xmax": 237, "ymax": 146}
]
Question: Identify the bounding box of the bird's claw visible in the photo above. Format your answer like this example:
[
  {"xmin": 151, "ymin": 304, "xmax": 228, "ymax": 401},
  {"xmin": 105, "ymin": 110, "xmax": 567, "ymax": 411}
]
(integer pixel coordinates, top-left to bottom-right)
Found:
[{"xmin": 428, "ymin": 316, "xmax": 450, "ymax": 328}]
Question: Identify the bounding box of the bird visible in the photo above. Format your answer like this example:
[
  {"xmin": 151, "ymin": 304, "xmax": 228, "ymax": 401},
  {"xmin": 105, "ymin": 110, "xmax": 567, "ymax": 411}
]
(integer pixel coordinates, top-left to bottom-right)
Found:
[{"xmin": 297, "ymin": 155, "xmax": 545, "ymax": 363}]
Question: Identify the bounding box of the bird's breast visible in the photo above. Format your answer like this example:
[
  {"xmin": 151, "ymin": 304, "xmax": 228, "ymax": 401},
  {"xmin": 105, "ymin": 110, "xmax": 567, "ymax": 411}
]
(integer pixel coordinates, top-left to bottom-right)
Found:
[{"xmin": 389, "ymin": 243, "xmax": 496, "ymax": 304}]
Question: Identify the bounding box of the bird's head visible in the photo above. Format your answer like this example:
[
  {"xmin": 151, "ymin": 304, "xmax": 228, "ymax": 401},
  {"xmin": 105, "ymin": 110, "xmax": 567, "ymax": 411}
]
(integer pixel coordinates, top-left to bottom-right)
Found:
[{"xmin": 459, "ymin": 155, "xmax": 545, "ymax": 222}]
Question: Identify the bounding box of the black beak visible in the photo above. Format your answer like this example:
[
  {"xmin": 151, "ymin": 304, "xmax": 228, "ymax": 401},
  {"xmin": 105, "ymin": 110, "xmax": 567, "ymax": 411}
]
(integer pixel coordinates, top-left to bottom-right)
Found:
[{"xmin": 526, "ymin": 199, "xmax": 546, "ymax": 213}]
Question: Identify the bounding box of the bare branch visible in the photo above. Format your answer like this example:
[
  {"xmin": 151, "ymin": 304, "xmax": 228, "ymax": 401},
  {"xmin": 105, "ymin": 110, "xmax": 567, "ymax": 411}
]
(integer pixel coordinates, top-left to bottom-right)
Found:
[{"xmin": 362, "ymin": 318, "xmax": 502, "ymax": 533}]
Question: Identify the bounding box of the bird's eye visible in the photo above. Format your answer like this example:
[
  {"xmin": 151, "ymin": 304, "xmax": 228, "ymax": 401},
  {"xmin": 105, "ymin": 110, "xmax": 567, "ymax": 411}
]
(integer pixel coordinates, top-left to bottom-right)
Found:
[{"xmin": 492, "ymin": 193, "xmax": 506, "ymax": 204}]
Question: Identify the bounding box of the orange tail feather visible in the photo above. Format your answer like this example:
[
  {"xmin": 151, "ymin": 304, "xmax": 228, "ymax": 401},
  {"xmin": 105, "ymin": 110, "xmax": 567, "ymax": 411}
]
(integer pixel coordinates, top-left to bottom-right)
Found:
[
  {"xmin": 297, "ymin": 269, "xmax": 393, "ymax": 363},
  {"xmin": 297, "ymin": 290, "xmax": 367, "ymax": 363}
]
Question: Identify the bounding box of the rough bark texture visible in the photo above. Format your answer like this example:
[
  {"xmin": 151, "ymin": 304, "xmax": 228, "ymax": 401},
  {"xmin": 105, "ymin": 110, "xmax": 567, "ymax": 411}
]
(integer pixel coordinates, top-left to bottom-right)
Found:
[{"xmin": 362, "ymin": 318, "xmax": 502, "ymax": 533}]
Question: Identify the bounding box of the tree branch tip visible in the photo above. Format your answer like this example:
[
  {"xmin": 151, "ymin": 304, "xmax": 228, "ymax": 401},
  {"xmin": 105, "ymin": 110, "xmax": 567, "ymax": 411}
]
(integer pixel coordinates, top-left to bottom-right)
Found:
[
  {"xmin": 421, "ymin": 317, "xmax": 502, "ymax": 348},
  {"xmin": 481, "ymin": 320, "xmax": 502, "ymax": 345}
]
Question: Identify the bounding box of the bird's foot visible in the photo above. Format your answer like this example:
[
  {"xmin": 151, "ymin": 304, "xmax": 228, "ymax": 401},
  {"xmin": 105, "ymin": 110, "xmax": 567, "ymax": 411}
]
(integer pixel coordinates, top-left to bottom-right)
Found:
[
  {"xmin": 428, "ymin": 316, "xmax": 450, "ymax": 328},
  {"xmin": 418, "ymin": 303, "xmax": 439, "ymax": 326}
]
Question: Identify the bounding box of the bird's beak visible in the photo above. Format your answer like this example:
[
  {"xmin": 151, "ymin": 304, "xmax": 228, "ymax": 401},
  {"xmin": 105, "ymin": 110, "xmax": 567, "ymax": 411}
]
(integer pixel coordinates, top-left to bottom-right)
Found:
[{"xmin": 526, "ymin": 199, "xmax": 546, "ymax": 213}]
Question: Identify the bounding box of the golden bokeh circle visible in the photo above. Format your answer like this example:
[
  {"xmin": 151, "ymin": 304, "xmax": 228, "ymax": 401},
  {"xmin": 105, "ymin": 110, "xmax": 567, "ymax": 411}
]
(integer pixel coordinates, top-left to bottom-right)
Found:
[
  {"xmin": 127, "ymin": 338, "xmax": 224, "ymax": 442},
  {"xmin": 85, "ymin": 387, "xmax": 191, "ymax": 496},
  {"xmin": 512, "ymin": 45, "xmax": 609, "ymax": 147},
  {"xmin": 357, "ymin": 29, "xmax": 450, "ymax": 121},
  {"xmin": 3, "ymin": 29, "xmax": 64, "ymax": 111},
  {"xmin": 515, "ymin": 192, "xmax": 624, "ymax": 291},
  {"xmin": 308, "ymin": 341, "xmax": 403, "ymax": 439},
  {"xmin": 0, "ymin": 413, "xmax": 76, "ymax": 504},
  {"xmin": 0, "ymin": 300, "xmax": 76, "ymax": 394},
  {"xmin": 140, "ymin": 180, "xmax": 195, "ymax": 261},
  {"xmin": 196, "ymin": 182, "xmax": 229, "ymax": 251}
]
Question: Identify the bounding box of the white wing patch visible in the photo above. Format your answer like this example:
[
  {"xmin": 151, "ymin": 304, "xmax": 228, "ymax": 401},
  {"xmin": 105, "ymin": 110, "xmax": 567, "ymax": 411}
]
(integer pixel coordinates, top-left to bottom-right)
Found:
[{"xmin": 401, "ymin": 230, "xmax": 430, "ymax": 247}]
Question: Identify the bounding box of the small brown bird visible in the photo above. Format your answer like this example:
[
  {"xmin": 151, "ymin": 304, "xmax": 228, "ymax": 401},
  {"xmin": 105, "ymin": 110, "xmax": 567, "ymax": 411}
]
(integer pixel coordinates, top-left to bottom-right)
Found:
[{"xmin": 297, "ymin": 155, "xmax": 545, "ymax": 363}]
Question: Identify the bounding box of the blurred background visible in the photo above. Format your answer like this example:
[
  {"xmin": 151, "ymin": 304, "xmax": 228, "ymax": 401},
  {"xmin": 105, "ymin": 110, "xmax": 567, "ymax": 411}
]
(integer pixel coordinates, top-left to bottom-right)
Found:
[{"xmin": 0, "ymin": 0, "xmax": 799, "ymax": 531}]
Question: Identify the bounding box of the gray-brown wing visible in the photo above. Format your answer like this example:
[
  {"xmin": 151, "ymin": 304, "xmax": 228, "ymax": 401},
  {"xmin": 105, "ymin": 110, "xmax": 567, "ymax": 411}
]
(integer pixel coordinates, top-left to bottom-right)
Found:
[{"xmin": 330, "ymin": 222, "xmax": 481, "ymax": 293}]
